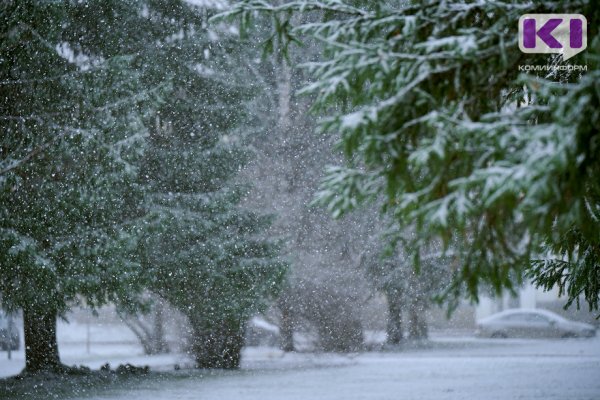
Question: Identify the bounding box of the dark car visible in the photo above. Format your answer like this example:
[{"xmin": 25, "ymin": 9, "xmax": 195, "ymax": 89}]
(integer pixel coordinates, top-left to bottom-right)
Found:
[
  {"xmin": 0, "ymin": 312, "xmax": 19, "ymax": 351},
  {"xmin": 476, "ymin": 308, "xmax": 596, "ymax": 339}
]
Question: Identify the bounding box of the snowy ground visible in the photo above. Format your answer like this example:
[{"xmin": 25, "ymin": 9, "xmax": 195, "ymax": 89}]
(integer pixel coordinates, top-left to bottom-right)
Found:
[
  {"xmin": 0, "ymin": 319, "xmax": 186, "ymax": 378},
  {"xmin": 1, "ymin": 331, "xmax": 599, "ymax": 400}
]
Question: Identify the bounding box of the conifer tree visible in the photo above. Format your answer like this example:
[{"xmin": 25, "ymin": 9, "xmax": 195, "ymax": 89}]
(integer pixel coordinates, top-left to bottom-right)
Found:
[
  {"xmin": 135, "ymin": 1, "xmax": 287, "ymax": 369},
  {"xmin": 0, "ymin": 0, "xmax": 158, "ymax": 373},
  {"xmin": 217, "ymin": 0, "xmax": 600, "ymax": 311}
]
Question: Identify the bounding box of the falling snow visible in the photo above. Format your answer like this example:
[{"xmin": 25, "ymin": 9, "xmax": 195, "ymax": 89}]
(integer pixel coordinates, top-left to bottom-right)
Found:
[{"xmin": 1, "ymin": 0, "xmax": 599, "ymax": 399}]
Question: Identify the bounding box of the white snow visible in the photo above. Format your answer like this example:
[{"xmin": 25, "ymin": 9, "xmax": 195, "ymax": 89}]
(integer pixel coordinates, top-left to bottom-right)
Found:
[
  {"xmin": 341, "ymin": 111, "xmax": 367, "ymax": 130},
  {"xmin": 0, "ymin": 320, "xmax": 186, "ymax": 378},
  {"xmin": 248, "ymin": 316, "xmax": 280, "ymax": 334},
  {"xmin": 2, "ymin": 331, "xmax": 598, "ymax": 400},
  {"xmin": 84, "ymin": 337, "xmax": 600, "ymax": 399},
  {"xmin": 184, "ymin": 0, "xmax": 228, "ymax": 10}
]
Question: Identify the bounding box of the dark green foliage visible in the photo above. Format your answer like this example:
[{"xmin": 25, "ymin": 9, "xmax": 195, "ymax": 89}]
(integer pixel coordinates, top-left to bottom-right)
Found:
[
  {"xmin": 1, "ymin": 0, "xmax": 286, "ymax": 372},
  {"xmin": 0, "ymin": 0, "xmax": 153, "ymax": 318},
  {"xmin": 218, "ymin": 0, "xmax": 600, "ymax": 312},
  {"xmin": 135, "ymin": 2, "xmax": 287, "ymax": 368},
  {"xmin": 0, "ymin": 0, "xmax": 161, "ymax": 372}
]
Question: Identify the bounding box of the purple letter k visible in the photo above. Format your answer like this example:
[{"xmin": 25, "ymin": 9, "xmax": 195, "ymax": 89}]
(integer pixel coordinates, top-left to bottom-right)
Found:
[{"xmin": 523, "ymin": 18, "xmax": 563, "ymax": 48}]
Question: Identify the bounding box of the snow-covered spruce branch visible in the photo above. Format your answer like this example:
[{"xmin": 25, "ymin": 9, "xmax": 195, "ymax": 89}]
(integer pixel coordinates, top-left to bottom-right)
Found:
[
  {"xmin": 212, "ymin": 0, "xmax": 368, "ymax": 23},
  {"xmin": 0, "ymin": 121, "xmax": 88, "ymax": 176},
  {"xmin": 0, "ymin": 61, "xmax": 119, "ymax": 86},
  {"xmin": 0, "ymin": 140, "xmax": 54, "ymax": 176}
]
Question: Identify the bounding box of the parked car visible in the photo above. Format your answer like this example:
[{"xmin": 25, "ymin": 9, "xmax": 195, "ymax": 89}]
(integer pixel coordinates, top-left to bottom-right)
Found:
[
  {"xmin": 0, "ymin": 311, "xmax": 19, "ymax": 351},
  {"xmin": 476, "ymin": 308, "xmax": 596, "ymax": 339}
]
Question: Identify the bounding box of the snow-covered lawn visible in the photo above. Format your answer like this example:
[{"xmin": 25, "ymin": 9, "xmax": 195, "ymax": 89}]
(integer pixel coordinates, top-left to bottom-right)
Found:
[
  {"xmin": 91, "ymin": 337, "xmax": 598, "ymax": 400},
  {"xmin": 2, "ymin": 330, "xmax": 599, "ymax": 400},
  {"xmin": 0, "ymin": 319, "xmax": 186, "ymax": 378}
]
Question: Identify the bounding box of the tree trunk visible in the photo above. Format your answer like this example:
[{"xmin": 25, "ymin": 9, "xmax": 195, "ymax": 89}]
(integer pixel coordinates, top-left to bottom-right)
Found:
[
  {"xmin": 385, "ymin": 287, "xmax": 403, "ymax": 344},
  {"xmin": 191, "ymin": 319, "xmax": 245, "ymax": 369},
  {"xmin": 23, "ymin": 307, "xmax": 62, "ymax": 373},
  {"xmin": 407, "ymin": 297, "xmax": 428, "ymax": 340},
  {"xmin": 279, "ymin": 298, "xmax": 295, "ymax": 352},
  {"xmin": 121, "ymin": 299, "xmax": 169, "ymax": 355},
  {"xmin": 276, "ymin": 60, "xmax": 292, "ymax": 131},
  {"xmin": 151, "ymin": 301, "xmax": 169, "ymax": 354}
]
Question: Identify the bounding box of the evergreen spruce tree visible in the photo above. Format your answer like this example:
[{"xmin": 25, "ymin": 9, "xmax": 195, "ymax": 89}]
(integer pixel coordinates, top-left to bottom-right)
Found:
[
  {"xmin": 1, "ymin": 0, "xmax": 285, "ymax": 372},
  {"xmin": 218, "ymin": 0, "xmax": 600, "ymax": 311},
  {"xmin": 135, "ymin": 1, "xmax": 286, "ymax": 369},
  {"xmin": 0, "ymin": 0, "xmax": 159, "ymax": 373}
]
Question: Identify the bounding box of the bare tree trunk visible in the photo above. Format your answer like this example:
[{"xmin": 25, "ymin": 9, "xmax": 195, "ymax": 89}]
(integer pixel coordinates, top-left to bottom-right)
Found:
[
  {"xmin": 407, "ymin": 296, "xmax": 428, "ymax": 340},
  {"xmin": 23, "ymin": 306, "xmax": 62, "ymax": 373},
  {"xmin": 121, "ymin": 301, "xmax": 169, "ymax": 355},
  {"xmin": 122, "ymin": 317, "xmax": 153, "ymax": 354},
  {"xmin": 385, "ymin": 287, "xmax": 403, "ymax": 344},
  {"xmin": 276, "ymin": 55, "xmax": 292, "ymax": 131},
  {"xmin": 152, "ymin": 301, "xmax": 169, "ymax": 353},
  {"xmin": 274, "ymin": 57, "xmax": 297, "ymax": 353},
  {"xmin": 279, "ymin": 301, "xmax": 295, "ymax": 352}
]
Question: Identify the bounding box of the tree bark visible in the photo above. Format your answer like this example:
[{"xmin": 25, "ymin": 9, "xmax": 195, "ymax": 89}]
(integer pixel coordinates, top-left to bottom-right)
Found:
[
  {"xmin": 23, "ymin": 306, "xmax": 62, "ymax": 373},
  {"xmin": 278, "ymin": 297, "xmax": 295, "ymax": 352},
  {"xmin": 151, "ymin": 300, "xmax": 169, "ymax": 354},
  {"xmin": 407, "ymin": 296, "xmax": 428, "ymax": 340},
  {"xmin": 121, "ymin": 298, "xmax": 170, "ymax": 355},
  {"xmin": 385, "ymin": 287, "xmax": 403, "ymax": 344},
  {"xmin": 191, "ymin": 319, "xmax": 245, "ymax": 369},
  {"xmin": 276, "ymin": 60, "xmax": 292, "ymax": 131}
]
